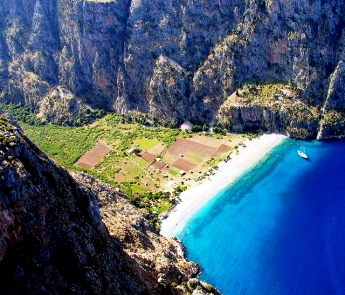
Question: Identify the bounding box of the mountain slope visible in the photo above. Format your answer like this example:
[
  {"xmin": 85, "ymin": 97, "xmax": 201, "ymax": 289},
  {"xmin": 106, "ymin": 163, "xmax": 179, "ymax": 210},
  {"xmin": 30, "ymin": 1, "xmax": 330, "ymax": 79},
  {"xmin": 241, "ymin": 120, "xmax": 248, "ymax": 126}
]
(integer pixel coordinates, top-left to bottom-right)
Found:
[
  {"xmin": 0, "ymin": 0, "xmax": 344, "ymax": 138},
  {"xmin": 0, "ymin": 114, "xmax": 218, "ymax": 294}
]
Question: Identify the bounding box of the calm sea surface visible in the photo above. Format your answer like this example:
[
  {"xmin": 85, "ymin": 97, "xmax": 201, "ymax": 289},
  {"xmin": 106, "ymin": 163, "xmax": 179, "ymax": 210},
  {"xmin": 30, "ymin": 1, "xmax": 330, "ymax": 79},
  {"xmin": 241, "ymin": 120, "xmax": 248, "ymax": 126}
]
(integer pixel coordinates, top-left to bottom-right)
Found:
[{"xmin": 176, "ymin": 139, "xmax": 345, "ymax": 295}]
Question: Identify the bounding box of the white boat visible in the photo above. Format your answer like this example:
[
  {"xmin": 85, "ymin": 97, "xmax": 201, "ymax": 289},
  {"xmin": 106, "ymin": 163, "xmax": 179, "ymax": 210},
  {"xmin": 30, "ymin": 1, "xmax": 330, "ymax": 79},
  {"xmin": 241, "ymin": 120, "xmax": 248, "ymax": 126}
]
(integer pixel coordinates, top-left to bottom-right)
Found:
[{"xmin": 297, "ymin": 147, "xmax": 308, "ymax": 159}]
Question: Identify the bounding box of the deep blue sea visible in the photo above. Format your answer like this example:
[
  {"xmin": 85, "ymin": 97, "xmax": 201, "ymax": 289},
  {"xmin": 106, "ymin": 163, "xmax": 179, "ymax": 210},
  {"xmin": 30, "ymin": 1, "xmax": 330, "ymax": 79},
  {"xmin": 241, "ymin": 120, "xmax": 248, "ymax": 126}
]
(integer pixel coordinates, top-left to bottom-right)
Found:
[{"xmin": 176, "ymin": 139, "xmax": 345, "ymax": 295}]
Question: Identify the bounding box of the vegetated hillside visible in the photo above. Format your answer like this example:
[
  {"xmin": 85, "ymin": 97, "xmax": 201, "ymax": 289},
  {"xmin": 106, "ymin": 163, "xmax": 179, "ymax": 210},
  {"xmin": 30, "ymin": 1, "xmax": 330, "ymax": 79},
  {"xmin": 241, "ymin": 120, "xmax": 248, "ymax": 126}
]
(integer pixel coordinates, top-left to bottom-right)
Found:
[
  {"xmin": 0, "ymin": 113, "xmax": 220, "ymax": 295},
  {"xmin": 0, "ymin": 0, "xmax": 345, "ymax": 139}
]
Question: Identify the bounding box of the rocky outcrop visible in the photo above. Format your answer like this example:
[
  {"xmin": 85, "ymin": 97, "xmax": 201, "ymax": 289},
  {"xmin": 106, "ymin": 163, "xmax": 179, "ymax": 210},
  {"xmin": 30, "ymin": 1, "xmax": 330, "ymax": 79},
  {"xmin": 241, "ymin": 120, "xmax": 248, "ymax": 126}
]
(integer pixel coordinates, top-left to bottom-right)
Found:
[
  {"xmin": 217, "ymin": 83, "xmax": 319, "ymax": 139},
  {"xmin": 0, "ymin": 114, "xmax": 219, "ymax": 294},
  {"xmin": 317, "ymin": 58, "xmax": 345, "ymax": 139},
  {"xmin": 37, "ymin": 86, "xmax": 104, "ymax": 125},
  {"xmin": 147, "ymin": 55, "xmax": 189, "ymax": 122},
  {"xmin": 0, "ymin": 0, "xmax": 130, "ymax": 110},
  {"xmin": 317, "ymin": 110, "xmax": 345, "ymax": 140},
  {"xmin": 0, "ymin": 0, "xmax": 345, "ymax": 138}
]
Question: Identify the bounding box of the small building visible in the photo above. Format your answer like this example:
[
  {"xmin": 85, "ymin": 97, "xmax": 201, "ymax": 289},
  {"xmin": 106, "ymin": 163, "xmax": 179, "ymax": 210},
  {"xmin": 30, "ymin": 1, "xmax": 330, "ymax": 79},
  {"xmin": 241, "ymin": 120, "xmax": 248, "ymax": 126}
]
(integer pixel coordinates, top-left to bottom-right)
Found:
[
  {"xmin": 156, "ymin": 157, "xmax": 161, "ymax": 162},
  {"xmin": 127, "ymin": 148, "xmax": 135, "ymax": 155},
  {"xmin": 179, "ymin": 170, "xmax": 186, "ymax": 176},
  {"xmin": 127, "ymin": 148, "xmax": 140, "ymax": 155}
]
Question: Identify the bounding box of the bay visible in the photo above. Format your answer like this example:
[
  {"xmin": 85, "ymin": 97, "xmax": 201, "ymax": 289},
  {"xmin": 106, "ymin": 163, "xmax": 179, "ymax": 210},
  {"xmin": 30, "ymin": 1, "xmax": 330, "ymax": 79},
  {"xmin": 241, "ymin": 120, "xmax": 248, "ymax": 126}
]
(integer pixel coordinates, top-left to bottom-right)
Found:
[{"xmin": 177, "ymin": 139, "xmax": 345, "ymax": 295}]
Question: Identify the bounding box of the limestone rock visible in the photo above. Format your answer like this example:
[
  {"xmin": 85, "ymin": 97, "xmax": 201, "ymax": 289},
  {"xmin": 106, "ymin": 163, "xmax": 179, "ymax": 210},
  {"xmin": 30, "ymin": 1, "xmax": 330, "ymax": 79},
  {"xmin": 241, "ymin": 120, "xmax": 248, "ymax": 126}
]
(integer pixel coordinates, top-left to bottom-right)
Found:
[
  {"xmin": 147, "ymin": 55, "xmax": 189, "ymax": 122},
  {"xmin": 218, "ymin": 84, "xmax": 319, "ymax": 139},
  {"xmin": 37, "ymin": 86, "xmax": 100, "ymax": 125},
  {"xmin": 322, "ymin": 61, "xmax": 345, "ymax": 112},
  {"xmin": 317, "ymin": 110, "xmax": 345, "ymax": 140},
  {"xmin": 1, "ymin": 1, "xmax": 345, "ymax": 138}
]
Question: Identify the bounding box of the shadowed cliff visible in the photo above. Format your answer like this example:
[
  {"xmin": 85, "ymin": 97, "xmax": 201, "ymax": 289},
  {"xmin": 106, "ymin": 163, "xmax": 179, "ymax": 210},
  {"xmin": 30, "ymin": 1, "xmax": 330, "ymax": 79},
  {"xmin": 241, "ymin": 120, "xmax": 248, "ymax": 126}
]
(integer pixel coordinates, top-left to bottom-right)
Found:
[{"xmin": 0, "ymin": 114, "xmax": 221, "ymax": 294}]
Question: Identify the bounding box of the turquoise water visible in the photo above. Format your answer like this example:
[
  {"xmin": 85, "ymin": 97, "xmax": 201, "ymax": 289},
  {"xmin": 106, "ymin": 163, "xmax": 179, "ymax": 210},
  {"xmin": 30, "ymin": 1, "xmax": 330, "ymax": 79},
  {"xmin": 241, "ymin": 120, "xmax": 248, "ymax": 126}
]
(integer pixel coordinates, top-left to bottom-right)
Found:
[{"xmin": 176, "ymin": 139, "xmax": 345, "ymax": 295}]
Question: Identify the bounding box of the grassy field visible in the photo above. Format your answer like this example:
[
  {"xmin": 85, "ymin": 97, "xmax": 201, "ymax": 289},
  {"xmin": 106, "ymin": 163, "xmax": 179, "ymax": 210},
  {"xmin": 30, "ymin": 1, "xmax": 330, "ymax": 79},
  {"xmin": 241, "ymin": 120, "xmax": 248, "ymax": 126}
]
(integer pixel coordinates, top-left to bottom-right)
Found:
[
  {"xmin": 17, "ymin": 112, "xmax": 246, "ymax": 228},
  {"xmin": 22, "ymin": 123, "xmax": 103, "ymax": 168},
  {"xmin": 20, "ymin": 114, "xmax": 182, "ymax": 219}
]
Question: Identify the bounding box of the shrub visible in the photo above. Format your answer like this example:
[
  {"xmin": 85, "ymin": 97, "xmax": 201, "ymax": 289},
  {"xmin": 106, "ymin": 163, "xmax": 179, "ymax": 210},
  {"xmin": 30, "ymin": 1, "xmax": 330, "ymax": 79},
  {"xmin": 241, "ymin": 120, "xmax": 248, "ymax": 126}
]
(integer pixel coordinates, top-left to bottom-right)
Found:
[
  {"xmin": 191, "ymin": 125, "xmax": 203, "ymax": 133},
  {"xmin": 204, "ymin": 284, "xmax": 216, "ymax": 292}
]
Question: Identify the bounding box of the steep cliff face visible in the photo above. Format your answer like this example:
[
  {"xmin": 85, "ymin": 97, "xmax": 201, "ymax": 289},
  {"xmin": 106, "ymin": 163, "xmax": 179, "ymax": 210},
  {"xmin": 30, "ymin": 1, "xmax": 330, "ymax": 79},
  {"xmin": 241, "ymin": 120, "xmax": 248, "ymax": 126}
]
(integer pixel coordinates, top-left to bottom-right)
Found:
[
  {"xmin": 147, "ymin": 55, "xmax": 189, "ymax": 122},
  {"xmin": 0, "ymin": 0, "xmax": 345, "ymax": 138},
  {"xmin": 0, "ymin": 0, "xmax": 130, "ymax": 110},
  {"xmin": 0, "ymin": 114, "xmax": 219, "ymax": 294},
  {"xmin": 317, "ymin": 40, "xmax": 345, "ymax": 139},
  {"xmin": 217, "ymin": 83, "xmax": 319, "ymax": 139}
]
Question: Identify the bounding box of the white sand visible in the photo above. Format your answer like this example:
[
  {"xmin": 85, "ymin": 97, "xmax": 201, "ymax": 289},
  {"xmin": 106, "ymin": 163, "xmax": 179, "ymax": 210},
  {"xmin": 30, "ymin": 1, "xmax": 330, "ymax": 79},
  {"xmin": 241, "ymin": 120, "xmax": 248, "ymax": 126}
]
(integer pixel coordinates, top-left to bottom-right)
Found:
[{"xmin": 160, "ymin": 134, "xmax": 287, "ymax": 237}]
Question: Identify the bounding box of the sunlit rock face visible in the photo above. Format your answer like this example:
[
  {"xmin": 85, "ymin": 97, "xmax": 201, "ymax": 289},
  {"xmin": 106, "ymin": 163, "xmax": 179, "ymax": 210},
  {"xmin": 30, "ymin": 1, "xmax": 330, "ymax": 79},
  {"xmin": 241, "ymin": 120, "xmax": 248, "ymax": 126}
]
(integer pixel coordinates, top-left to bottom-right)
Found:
[{"xmin": 0, "ymin": 0, "xmax": 345, "ymax": 138}]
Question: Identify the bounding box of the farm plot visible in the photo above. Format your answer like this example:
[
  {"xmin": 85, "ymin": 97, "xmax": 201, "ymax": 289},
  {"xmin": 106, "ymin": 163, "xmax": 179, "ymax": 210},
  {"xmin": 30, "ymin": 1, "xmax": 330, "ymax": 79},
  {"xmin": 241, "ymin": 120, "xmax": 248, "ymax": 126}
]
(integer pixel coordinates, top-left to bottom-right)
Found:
[
  {"xmin": 140, "ymin": 142, "xmax": 169, "ymax": 170},
  {"xmin": 165, "ymin": 136, "xmax": 238, "ymax": 174},
  {"xmin": 75, "ymin": 141, "xmax": 111, "ymax": 169},
  {"xmin": 131, "ymin": 155, "xmax": 149, "ymax": 168},
  {"xmin": 187, "ymin": 135, "xmax": 224, "ymax": 147},
  {"xmin": 167, "ymin": 138, "xmax": 217, "ymax": 156},
  {"xmin": 140, "ymin": 152, "xmax": 156, "ymax": 163},
  {"xmin": 212, "ymin": 144, "xmax": 231, "ymax": 157},
  {"xmin": 171, "ymin": 158, "xmax": 197, "ymax": 172},
  {"xmin": 147, "ymin": 142, "xmax": 166, "ymax": 155},
  {"xmin": 134, "ymin": 138, "xmax": 159, "ymax": 150},
  {"xmin": 183, "ymin": 150, "xmax": 209, "ymax": 164},
  {"xmin": 153, "ymin": 161, "xmax": 166, "ymax": 170},
  {"xmin": 115, "ymin": 162, "xmax": 142, "ymax": 182},
  {"xmin": 187, "ymin": 135, "xmax": 235, "ymax": 147}
]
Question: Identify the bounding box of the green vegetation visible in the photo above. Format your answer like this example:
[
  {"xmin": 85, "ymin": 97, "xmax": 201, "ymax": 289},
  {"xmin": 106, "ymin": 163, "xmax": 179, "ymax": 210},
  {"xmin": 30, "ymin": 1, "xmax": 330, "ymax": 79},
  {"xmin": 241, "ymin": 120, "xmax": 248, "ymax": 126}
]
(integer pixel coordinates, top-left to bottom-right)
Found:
[
  {"xmin": 191, "ymin": 125, "xmax": 203, "ymax": 132},
  {"xmin": 320, "ymin": 110, "xmax": 344, "ymax": 126},
  {"xmin": 318, "ymin": 110, "xmax": 345, "ymax": 137},
  {"xmin": 22, "ymin": 123, "xmax": 102, "ymax": 168},
  {"xmin": 204, "ymin": 284, "xmax": 216, "ymax": 293},
  {"xmin": 245, "ymin": 131, "xmax": 263, "ymax": 139},
  {"xmin": 134, "ymin": 138, "xmax": 158, "ymax": 150},
  {"xmin": 0, "ymin": 102, "xmax": 44, "ymax": 126},
  {"xmin": 168, "ymin": 168, "xmax": 179, "ymax": 176},
  {"xmin": 218, "ymin": 82, "xmax": 320, "ymax": 138},
  {"xmin": 0, "ymin": 116, "xmax": 13, "ymax": 131},
  {"xmin": 213, "ymin": 126, "xmax": 226, "ymax": 134},
  {"xmin": 19, "ymin": 113, "xmax": 182, "ymax": 227},
  {"xmin": 0, "ymin": 102, "xmax": 105, "ymax": 127},
  {"xmin": 3, "ymin": 105, "xmax": 243, "ymax": 229}
]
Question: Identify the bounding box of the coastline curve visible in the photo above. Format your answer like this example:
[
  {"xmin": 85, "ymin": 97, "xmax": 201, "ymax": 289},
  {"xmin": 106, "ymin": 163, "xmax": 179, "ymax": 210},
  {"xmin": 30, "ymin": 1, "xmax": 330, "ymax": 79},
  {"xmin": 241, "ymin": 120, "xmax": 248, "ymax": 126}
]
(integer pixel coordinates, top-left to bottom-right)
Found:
[{"xmin": 160, "ymin": 134, "xmax": 287, "ymax": 237}]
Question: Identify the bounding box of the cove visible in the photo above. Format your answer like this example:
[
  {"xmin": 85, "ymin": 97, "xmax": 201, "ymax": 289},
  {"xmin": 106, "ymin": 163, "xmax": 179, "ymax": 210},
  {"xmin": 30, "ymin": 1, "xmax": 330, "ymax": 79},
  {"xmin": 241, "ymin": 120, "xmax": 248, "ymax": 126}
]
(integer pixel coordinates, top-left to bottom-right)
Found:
[{"xmin": 176, "ymin": 139, "xmax": 345, "ymax": 295}]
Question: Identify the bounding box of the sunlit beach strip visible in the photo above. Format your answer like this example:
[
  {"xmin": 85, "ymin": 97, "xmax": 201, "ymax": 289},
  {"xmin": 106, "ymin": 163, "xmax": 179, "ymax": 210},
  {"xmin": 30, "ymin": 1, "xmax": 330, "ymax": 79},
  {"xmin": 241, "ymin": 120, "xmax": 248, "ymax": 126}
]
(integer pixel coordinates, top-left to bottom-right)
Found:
[{"xmin": 160, "ymin": 133, "xmax": 287, "ymax": 237}]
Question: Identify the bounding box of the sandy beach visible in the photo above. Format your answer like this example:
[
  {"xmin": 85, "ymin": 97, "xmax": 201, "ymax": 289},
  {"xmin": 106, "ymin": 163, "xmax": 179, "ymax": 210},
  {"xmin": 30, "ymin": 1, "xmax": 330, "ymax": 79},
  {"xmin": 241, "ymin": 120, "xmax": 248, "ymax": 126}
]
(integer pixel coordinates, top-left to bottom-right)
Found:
[{"xmin": 160, "ymin": 133, "xmax": 287, "ymax": 237}]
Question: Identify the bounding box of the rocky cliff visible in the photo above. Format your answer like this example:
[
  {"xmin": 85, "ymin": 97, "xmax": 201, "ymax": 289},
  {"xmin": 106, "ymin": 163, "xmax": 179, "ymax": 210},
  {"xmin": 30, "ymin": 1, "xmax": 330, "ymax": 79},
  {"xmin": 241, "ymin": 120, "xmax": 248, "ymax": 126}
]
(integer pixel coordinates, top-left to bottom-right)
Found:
[
  {"xmin": 0, "ymin": 0, "xmax": 345, "ymax": 138},
  {"xmin": 0, "ymin": 113, "xmax": 219, "ymax": 294}
]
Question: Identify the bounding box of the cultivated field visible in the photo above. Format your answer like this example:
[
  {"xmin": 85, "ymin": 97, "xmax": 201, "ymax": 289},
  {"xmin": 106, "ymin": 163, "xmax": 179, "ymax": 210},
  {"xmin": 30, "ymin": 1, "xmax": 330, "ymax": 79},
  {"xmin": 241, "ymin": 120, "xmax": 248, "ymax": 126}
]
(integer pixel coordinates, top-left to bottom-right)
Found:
[
  {"xmin": 21, "ymin": 113, "xmax": 247, "ymax": 220},
  {"xmin": 75, "ymin": 141, "xmax": 111, "ymax": 169},
  {"xmin": 171, "ymin": 158, "xmax": 197, "ymax": 172},
  {"xmin": 140, "ymin": 152, "xmax": 156, "ymax": 163},
  {"xmin": 167, "ymin": 138, "xmax": 217, "ymax": 156}
]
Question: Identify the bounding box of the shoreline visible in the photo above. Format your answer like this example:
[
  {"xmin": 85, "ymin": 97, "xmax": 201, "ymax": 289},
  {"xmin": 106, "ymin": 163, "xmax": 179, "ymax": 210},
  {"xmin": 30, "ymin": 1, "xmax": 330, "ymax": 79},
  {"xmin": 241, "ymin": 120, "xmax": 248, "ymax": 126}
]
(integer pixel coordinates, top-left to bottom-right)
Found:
[{"xmin": 160, "ymin": 133, "xmax": 287, "ymax": 237}]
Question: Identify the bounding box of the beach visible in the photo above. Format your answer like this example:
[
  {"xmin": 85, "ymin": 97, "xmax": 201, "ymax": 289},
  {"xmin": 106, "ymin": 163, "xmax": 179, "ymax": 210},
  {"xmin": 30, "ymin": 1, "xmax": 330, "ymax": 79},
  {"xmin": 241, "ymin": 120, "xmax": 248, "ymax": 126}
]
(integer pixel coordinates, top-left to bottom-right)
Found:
[{"xmin": 160, "ymin": 133, "xmax": 287, "ymax": 237}]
